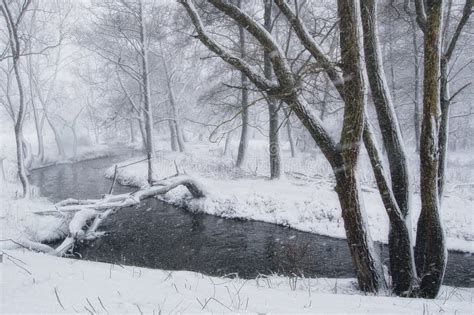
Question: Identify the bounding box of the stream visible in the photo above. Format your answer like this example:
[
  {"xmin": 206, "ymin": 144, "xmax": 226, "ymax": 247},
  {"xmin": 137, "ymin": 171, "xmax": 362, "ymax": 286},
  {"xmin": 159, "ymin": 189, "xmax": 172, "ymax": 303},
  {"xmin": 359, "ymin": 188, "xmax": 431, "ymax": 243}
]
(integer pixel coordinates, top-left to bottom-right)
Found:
[{"xmin": 29, "ymin": 153, "xmax": 473, "ymax": 287}]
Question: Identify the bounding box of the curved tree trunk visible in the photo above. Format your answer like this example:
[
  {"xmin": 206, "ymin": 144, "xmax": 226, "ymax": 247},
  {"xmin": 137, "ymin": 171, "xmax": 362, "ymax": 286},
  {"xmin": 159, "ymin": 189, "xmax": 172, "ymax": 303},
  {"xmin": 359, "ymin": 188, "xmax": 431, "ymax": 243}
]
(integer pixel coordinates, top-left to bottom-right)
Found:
[
  {"xmin": 46, "ymin": 115, "xmax": 66, "ymax": 158},
  {"xmin": 360, "ymin": 0, "xmax": 416, "ymax": 295},
  {"xmin": 334, "ymin": 167, "xmax": 384, "ymax": 293}
]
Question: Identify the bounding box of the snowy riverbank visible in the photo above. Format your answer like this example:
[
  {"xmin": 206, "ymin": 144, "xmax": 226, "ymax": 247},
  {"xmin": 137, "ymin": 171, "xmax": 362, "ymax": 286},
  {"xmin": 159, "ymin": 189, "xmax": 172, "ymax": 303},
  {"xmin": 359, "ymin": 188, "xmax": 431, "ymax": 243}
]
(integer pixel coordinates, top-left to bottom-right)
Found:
[
  {"xmin": 0, "ymin": 143, "xmax": 139, "ymax": 251},
  {"xmin": 106, "ymin": 142, "xmax": 474, "ymax": 253},
  {"xmin": 1, "ymin": 249, "xmax": 473, "ymax": 314}
]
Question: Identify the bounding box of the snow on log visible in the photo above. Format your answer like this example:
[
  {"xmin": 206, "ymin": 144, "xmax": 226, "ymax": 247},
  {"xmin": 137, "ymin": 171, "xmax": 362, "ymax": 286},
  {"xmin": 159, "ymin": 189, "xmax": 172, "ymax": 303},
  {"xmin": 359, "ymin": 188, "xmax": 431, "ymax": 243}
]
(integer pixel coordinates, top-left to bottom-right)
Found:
[{"xmin": 49, "ymin": 174, "xmax": 205, "ymax": 256}]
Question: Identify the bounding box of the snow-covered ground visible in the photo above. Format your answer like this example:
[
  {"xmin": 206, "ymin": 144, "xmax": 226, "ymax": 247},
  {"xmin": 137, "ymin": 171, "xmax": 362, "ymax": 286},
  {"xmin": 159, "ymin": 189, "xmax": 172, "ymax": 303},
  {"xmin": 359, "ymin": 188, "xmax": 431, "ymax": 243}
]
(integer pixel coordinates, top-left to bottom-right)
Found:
[
  {"xmin": 1, "ymin": 249, "xmax": 473, "ymax": 314},
  {"xmin": 106, "ymin": 141, "xmax": 474, "ymax": 253}
]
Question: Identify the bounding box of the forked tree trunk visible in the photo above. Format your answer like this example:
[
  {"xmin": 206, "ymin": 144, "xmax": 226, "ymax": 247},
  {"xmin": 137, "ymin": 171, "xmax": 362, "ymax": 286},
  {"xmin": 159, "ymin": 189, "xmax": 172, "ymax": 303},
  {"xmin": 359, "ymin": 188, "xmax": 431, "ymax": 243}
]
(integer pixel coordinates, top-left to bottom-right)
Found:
[{"xmin": 415, "ymin": 0, "xmax": 446, "ymax": 299}]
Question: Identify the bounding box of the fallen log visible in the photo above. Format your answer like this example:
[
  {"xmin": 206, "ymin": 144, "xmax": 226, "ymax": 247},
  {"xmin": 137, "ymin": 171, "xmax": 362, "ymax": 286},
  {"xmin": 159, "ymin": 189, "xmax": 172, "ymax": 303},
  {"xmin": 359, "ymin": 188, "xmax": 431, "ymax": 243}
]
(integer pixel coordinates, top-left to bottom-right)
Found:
[{"xmin": 34, "ymin": 174, "xmax": 205, "ymax": 256}]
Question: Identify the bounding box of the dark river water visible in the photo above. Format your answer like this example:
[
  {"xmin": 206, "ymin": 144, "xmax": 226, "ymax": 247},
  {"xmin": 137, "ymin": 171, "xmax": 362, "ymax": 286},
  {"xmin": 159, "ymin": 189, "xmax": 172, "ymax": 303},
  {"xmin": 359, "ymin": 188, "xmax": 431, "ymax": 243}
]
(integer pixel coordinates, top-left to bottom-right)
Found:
[{"xmin": 30, "ymin": 153, "xmax": 473, "ymax": 287}]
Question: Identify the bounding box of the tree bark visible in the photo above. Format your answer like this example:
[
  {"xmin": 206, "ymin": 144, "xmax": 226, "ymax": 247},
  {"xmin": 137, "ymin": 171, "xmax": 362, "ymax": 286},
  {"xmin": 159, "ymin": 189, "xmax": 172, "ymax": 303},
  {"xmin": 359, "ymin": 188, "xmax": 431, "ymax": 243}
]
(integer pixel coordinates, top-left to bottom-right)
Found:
[
  {"xmin": 169, "ymin": 118, "xmax": 178, "ymax": 151},
  {"xmin": 264, "ymin": 0, "xmax": 281, "ymax": 179},
  {"xmin": 336, "ymin": 0, "xmax": 383, "ymax": 293},
  {"xmin": 410, "ymin": 15, "xmax": 422, "ymax": 153},
  {"xmin": 236, "ymin": 0, "xmax": 249, "ymax": 168},
  {"xmin": 282, "ymin": 106, "xmax": 296, "ymax": 158},
  {"xmin": 360, "ymin": 0, "xmax": 416, "ymax": 295},
  {"xmin": 162, "ymin": 57, "xmax": 186, "ymax": 153},
  {"xmin": 415, "ymin": 0, "xmax": 446, "ymax": 299},
  {"xmin": 138, "ymin": 0, "xmax": 156, "ymax": 185}
]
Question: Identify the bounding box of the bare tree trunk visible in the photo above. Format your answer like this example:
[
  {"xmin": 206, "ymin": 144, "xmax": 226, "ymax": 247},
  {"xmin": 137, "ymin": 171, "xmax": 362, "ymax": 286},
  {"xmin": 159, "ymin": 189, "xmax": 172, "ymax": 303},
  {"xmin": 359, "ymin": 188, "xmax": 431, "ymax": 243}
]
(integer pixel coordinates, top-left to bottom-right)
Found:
[
  {"xmin": 319, "ymin": 77, "xmax": 331, "ymax": 121},
  {"xmin": 71, "ymin": 127, "xmax": 78, "ymax": 158},
  {"xmin": 415, "ymin": 0, "xmax": 446, "ymax": 299},
  {"xmin": 138, "ymin": 113, "xmax": 147, "ymax": 150},
  {"xmin": 336, "ymin": 0, "xmax": 383, "ymax": 292},
  {"xmin": 236, "ymin": 0, "xmax": 249, "ymax": 168},
  {"xmin": 168, "ymin": 119, "xmax": 178, "ymax": 151},
  {"xmin": 26, "ymin": 9, "xmax": 44, "ymax": 162},
  {"xmin": 162, "ymin": 63, "xmax": 186, "ymax": 153},
  {"xmin": 410, "ymin": 16, "xmax": 422, "ymax": 153},
  {"xmin": 360, "ymin": 0, "xmax": 416, "ymax": 295},
  {"xmin": 138, "ymin": 0, "xmax": 156, "ymax": 185},
  {"xmin": 437, "ymin": 58, "xmax": 449, "ymax": 198},
  {"xmin": 437, "ymin": 0, "xmax": 473, "ymax": 198},
  {"xmin": 169, "ymin": 100, "xmax": 186, "ymax": 152},
  {"xmin": 31, "ymin": 99, "xmax": 45, "ymax": 161},
  {"xmin": 282, "ymin": 106, "xmax": 296, "ymax": 158},
  {"xmin": 388, "ymin": 18, "xmax": 397, "ymax": 105},
  {"xmin": 129, "ymin": 119, "xmax": 136, "ymax": 144},
  {"xmin": 264, "ymin": 0, "xmax": 281, "ymax": 179},
  {"xmin": 45, "ymin": 114, "xmax": 65, "ymax": 157},
  {"xmin": 224, "ymin": 131, "xmax": 232, "ymax": 156},
  {"xmin": 1, "ymin": 1, "xmax": 31, "ymax": 197}
]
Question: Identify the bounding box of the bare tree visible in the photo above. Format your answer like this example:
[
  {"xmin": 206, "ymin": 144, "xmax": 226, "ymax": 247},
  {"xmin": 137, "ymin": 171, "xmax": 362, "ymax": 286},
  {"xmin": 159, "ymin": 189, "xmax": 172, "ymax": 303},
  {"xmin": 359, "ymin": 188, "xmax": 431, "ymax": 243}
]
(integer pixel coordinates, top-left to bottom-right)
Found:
[
  {"xmin": 81, "ymin": 0, "xmax": 157, "ymax": 184},
  {"xmin": 1, "ymin": 0, "xmax": 32, "ymax": 197},
  {"xmin": 179, "ymin": 0, "xmax": 383, "ymax": 292},
  {"xmin": 412, "ymin": 0, "xmax": 472, "ymax": 298},
  {"xmin": 235, "ymin": 0, "xmax": 249, "ymax": 168}
]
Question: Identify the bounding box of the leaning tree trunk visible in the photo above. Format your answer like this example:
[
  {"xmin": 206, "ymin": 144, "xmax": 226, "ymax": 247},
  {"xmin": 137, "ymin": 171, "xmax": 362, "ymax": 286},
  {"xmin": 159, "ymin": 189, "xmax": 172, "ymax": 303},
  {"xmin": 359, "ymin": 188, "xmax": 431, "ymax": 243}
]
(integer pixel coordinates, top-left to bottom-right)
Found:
[
  {"xmin": 264, "ymin": 0, "xmax": 281, "ymax": 179},
  {"xmin": 360, "ymin": 0, "xmax": 416, "ymax": 295},
  {"xmin": 415, "ymin": 0, "xmax": 446, "ymax": 299},
  {"xmin": 334, "ymin": 165, "xmax": 384, "ymax": 293},
  {"xmin": 337, "ymin": 0, "xmax": 384, "ymax": 293}
]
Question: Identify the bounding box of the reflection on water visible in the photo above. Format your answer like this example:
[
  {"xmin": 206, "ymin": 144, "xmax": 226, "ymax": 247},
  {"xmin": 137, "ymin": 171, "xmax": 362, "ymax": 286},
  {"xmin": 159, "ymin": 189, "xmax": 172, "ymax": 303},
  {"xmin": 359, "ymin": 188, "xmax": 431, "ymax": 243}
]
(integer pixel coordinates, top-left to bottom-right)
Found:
[{"xmin": 30, "ymin": 153, "xmax": 473, "ymax": 287}]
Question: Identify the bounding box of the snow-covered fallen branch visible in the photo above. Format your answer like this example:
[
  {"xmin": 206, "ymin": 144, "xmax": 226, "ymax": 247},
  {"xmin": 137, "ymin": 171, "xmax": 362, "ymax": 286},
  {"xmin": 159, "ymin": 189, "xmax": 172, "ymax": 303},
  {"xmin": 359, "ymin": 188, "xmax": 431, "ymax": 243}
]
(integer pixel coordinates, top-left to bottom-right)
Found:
[{"xmin": 34, "ymin": 174, "xmax": 205, "ymax": 256}]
